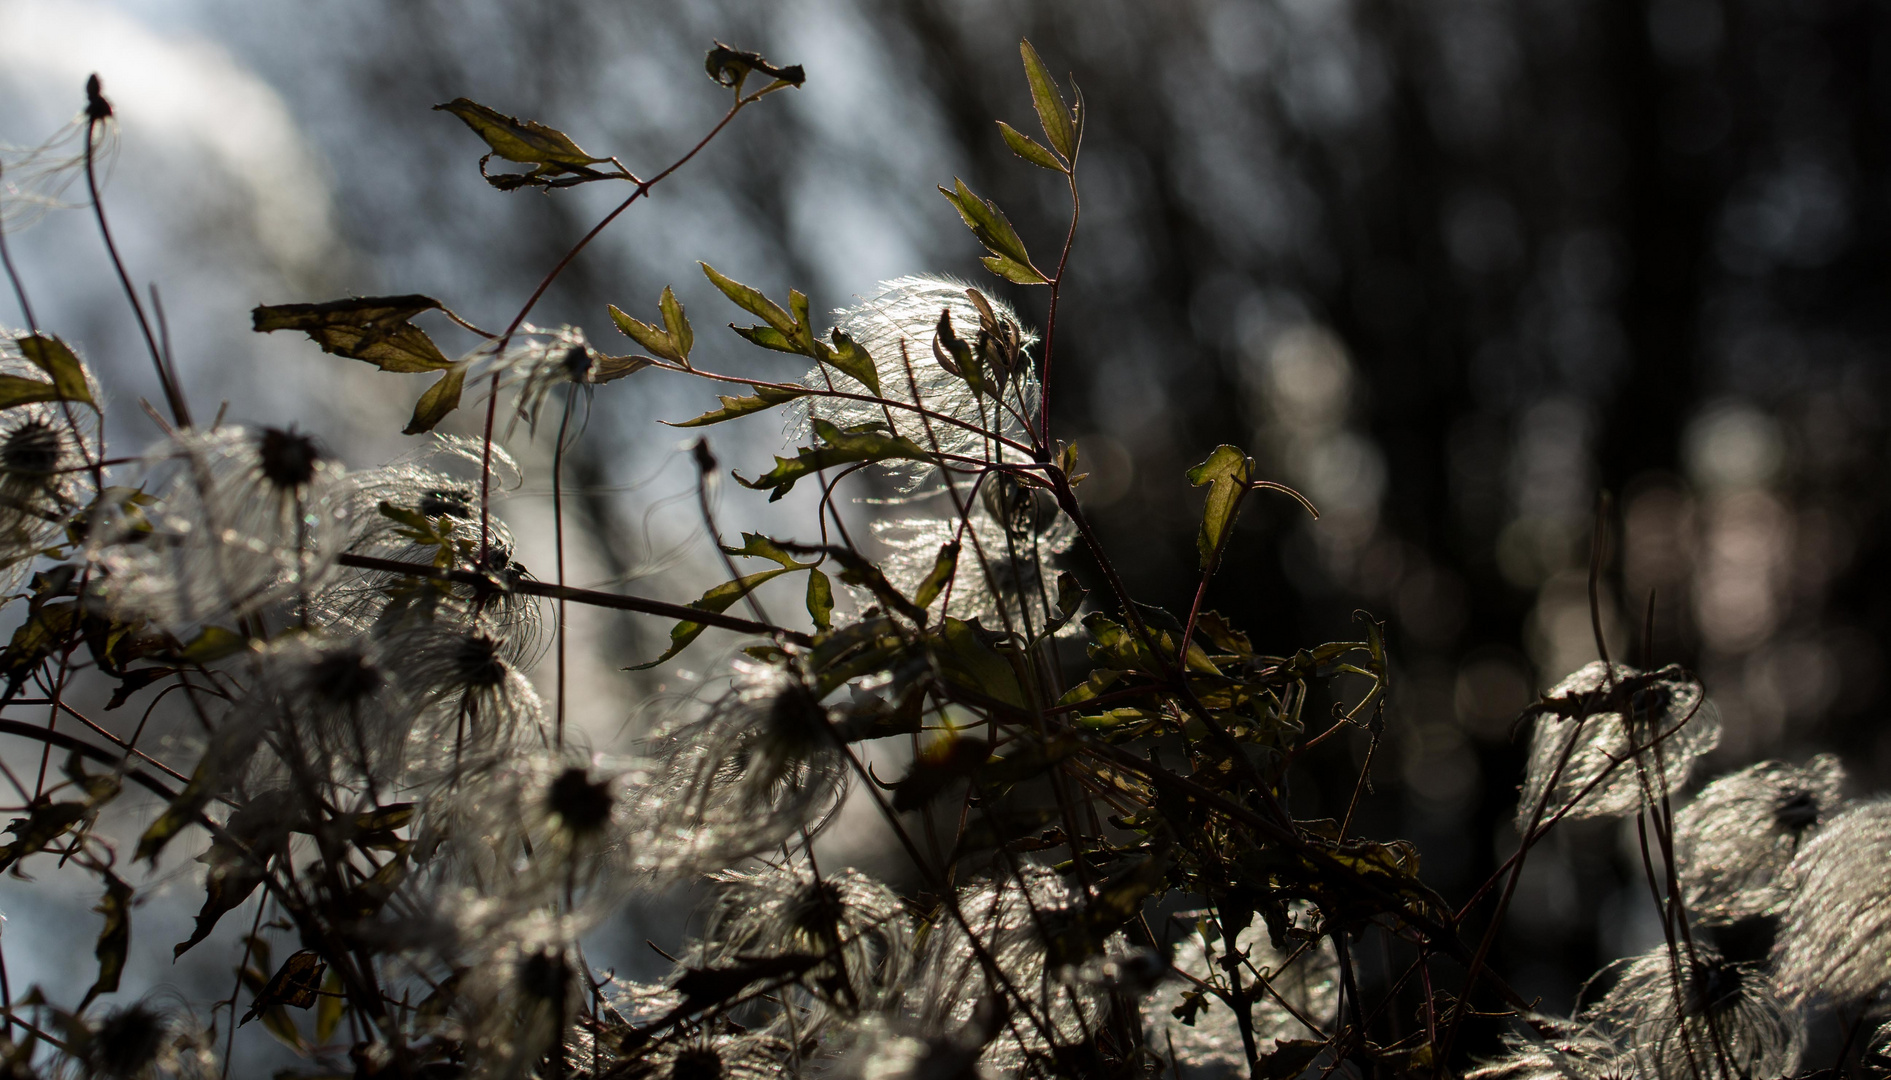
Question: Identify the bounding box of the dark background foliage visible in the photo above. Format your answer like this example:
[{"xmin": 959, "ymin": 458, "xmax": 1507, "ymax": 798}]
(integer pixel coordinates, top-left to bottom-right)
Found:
[{"xmin": 7, "ymin": 0, "xmax": 1889, "ymax": 1037}]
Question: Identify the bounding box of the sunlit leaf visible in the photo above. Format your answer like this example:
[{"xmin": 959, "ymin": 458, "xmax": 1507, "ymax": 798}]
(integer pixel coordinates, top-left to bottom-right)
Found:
[
  {"xmin": 724, "ymin": 532, "xmax": 817, "ymax": 570},
  {"xmin": 659, "ymin": 285, "xmax": 694, "ymax": 361},
  {"xmin": 932, "ymin": 617, "xmax": 1026, "ymax": 709},
  {"xmin": 981, "ymin": 253, "xmax": 1051, "ymax": 286},
  {"xmin": 912, "ymin": 541, "xmax": 960, "ymax": 610},
  {"xmin": 315, "ymin": 967, "xmax": 345, "ymax": 1044},
  {"xmin": 15, "ymin": 335, "xmax": 95, "ymax": 406},
  {"xmin": 665, "ymin": 384, "xmax": 808, "ymax": 428},
  {"xmin": 733, "ymin": 419, "xmax": 935, "ymax": 502},
  {"xmin": 1042, "ymin": 571, "xmax": 1088, "ymax": 637},
  {"xmin": 0, "ymin": 599, "xmax": 78, "ymax": 696},
  {"xmin": 1020, "ymin": 39, "xmax": 1077, "ymax": 160},
  {"xmin": 997, "ymin": 120, "xmax": 1066, "ymax": 172},
  {"xmin": 805, "ymin": 568, "xmax": 834, "ymax": 631},
  {"xmin": 823, "ymin": 327, "xmax": 880, "ymax": 395},
  {"xmin": 252, "ymin": 295, "xmax": 450, "ymax": 373},
  {"xmin": 178, "ymin": 625, "xmax": 247, "ymax": 665},
  {"xmin": 629, "ymin": 564, "xmax": 802, "ymax": 670},
  {"xmin": 892, "ymin": 733, "xmax": 990, "ymax": 812},
  {"xmin": 609, "ymin": 300, "xmax": 686, "ymax": 365},
  {"xmin": 700, "ymin": 263, "xmax": 804, "ymax": 347},
  {"xmin": 404, "ymin": 364, "xmax": 467, "ymax": 435},
  {"xmin": 590, "ymin": 354, "xmax": 652, "ymax": 383},
  {"xmin": 1186, "ymin": 444, "xmax": 1252, "ymax": 571},
  {"xmin": 939, "ymin": 178, "xmax": 1037, "ymax": 272},
  {"xmin": 433, "ymin": 98, "xmax": 609, "ymax": 173},
  {"xmin": 0, "ymin": 375, "xmax": 65, "ymax": 410}
]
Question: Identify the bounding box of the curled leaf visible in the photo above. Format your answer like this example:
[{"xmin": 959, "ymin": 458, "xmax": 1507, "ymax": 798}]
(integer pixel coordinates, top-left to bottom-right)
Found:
[
  {"xmin": 252, "ymin": 295, "xmax": 450, "ymax": 373},
  {"xmin": 434, "ymin": 98, "xmax": 615, "ymax": 189},
  {"xmin": 1186, "ymin": 445, "xmax": 1252, "ymax": 571},
  {"xmin": 704, "ymin": 42, "xmax": 806, "ymax": 93},
  {"xmin": 83, "ymin": 871, "xmax": 132, "ymax": 1006}
]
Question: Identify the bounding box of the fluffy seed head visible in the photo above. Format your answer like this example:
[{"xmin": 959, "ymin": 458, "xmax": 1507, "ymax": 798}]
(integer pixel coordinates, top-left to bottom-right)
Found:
[
  {"xmin": 1516, "ymin": 662, "xmax": 1718, "ymax": 831},
  {"xmin": 1774, "ymin": 798, "xmax": 1891, "ymax": 1006},
  {"xmin": 1674, "ymin": 755, "xmax": 1845, "ymax": 923}
]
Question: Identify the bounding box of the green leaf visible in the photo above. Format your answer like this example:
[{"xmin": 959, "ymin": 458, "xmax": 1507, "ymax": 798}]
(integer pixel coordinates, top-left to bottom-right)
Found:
[
  {"xmin": 432, "ymin": 98, "xmax": 608, "ymax": 169},
  {"xmin": 665, "ymin": 384, "xmax": 809, "ymax": 428},
  {"xmin": 1020, "ymin": 39, "xmax": 1077, "ymax": 160},
  {"xmin": 932, "ymin": 617, "xmax": 1026, "ymax": 709},
  {"xmin": 940, "ymin": 178, "xmax": 1036, "ymax": 269},
  {"xmin": 82, "ymin": 871, "xmax": 132, "ymax": 1006},
  {"xmin": 0, "ymin": 799, "xmax": 88, "ymax": 874},
  {"xmin": 997, "ymin": 120, "xmax": 1066, "ymax": 171},
  {"xmin": 912, "ymin": 541, "xmax": 960, "ymax": 610},
  {"xmin": 659, "ymin": 286, "xmax": 694, "ymax": 361},
  {"xmin": 733, "ymin": 418, "xmax": 936, "ymax": 502},
  {"xmin": 0, "ymin": 599, "xmax": 79, "ymax": 694},
  {"xmin": 178, "ymin": 625, "xmax": 247, "ymax": 665},
  {"xmin": 823, "ymin": 328, "xmax": 880, "ymax": 395},
  {"xmin": 724, "ymin": 532, "xmax": 816, "ymax": 570},
  {"xmin": 891, "ymin": 733, "xmax": 990, "ymax": 812},
  {"xmin": 789, "ymin": 290, "xmax": 813, "ymax": 352},
  {"xmin": 1042, "ymin": 571, "xmax": 1088, "ymax": 637},
  {"xmin": 704, "ymin": 42, "xmax": 806, "ymax": 93},
  {"xmin": 252, "ymin": 295, "xmax": 450, "ymax": 373},
  {"xmin": 174, "ymin": 792, "xmax": 294, "ymax": 959},
  {"xmin": 730, "ymin": 324, "xmax": 799, "ymax": 353},
  {"xmin": 404, "ymin": 365, "xmax": 467, "ymax": 435},
  {"xmin": 981, "ymin": 254, "xmax": 1052, "ymax": 286},
  {"xmin": 609, "ymin": 302, "xmax": 685, "ymax": 364},
  {"xmin": 700, "ymin": 263, "xmax": 801, "ymax": 343},
  {"xmin": 1186, "ymin": 445, "xmax": 1252, "ymax": 571},
  {"xmin": 15, "ymin": 335, "xmax": 95, "ymax": 406},
  {"xmin": 0, "ymin": 375, "xmax": 64, "ymax": 410},
  {"xmin": 315, "ymin": 966, "xmax": 346, "ymax": 1043},
  {"xmin": 805, "ymin": 569, "xmax": 833, "ymax": 631},
  {"xmin": 591, "ymin": 354, "xmax": 653, "ymax": 383},
  {"xmin": 136, "ymin": 722, "xmax": 265, "ymax": 865},
  {"xmin": 629, "ymin": 565, "xmax": 801, "ymax": 670}
]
